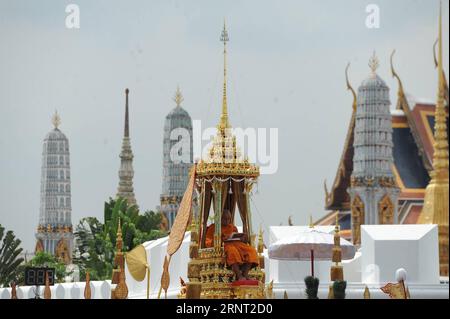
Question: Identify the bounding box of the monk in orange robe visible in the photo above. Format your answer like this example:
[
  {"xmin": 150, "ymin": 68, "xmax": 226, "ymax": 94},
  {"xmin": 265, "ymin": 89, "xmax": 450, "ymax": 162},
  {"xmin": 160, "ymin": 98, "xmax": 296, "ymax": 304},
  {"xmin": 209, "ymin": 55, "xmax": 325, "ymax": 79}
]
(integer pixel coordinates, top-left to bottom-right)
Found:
[{"xmin": 205, "ymin": 210, "xmax": 259, "ymax": 281}]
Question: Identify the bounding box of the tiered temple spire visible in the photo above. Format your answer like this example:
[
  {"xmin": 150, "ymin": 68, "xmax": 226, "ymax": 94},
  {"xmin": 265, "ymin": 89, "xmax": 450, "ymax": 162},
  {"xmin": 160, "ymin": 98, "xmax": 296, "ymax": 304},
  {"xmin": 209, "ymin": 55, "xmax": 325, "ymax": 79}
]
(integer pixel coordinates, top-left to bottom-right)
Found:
[
  {"xmin": 35, "ymin": 111, "xmax": 73, "ymax": 264},
  {"xmin": 419, "ymin": 3, "xmax": 449, "ymax": 276},
  {"xmin": 159, "ymin": 86, "xmax": 193, "ymax": 229},
  {"xmin": 116, "ymin": 88, "xmax": 137, "ymax": 207},
  {"xmin": 348, "ymin": 53, "xmax": 399, "ymax": 244}
]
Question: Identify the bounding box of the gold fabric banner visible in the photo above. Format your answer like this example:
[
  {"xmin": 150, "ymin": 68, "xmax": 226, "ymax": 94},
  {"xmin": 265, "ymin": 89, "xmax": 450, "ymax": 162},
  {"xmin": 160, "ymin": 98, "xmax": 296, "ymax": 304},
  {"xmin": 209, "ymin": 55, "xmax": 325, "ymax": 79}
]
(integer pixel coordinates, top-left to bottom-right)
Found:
[{"xmin": 167, "ymin": 166, "xmax": 196, "ymax": 256}]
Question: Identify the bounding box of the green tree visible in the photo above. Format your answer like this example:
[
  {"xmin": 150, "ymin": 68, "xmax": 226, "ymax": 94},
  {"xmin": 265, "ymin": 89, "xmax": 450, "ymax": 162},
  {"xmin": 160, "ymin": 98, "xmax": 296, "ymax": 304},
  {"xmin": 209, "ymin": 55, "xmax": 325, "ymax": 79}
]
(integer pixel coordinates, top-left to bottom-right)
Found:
[
  {"xmin": 16, "ymin": 251, "xmax": 69, "ymax": 284},
  {"xmin": 0, "ymin": 224, "xmax": 24, "ymax": 287},
  {"xmin": 73, "ymin": 197, "xmax": 167, "ymax": 281}
]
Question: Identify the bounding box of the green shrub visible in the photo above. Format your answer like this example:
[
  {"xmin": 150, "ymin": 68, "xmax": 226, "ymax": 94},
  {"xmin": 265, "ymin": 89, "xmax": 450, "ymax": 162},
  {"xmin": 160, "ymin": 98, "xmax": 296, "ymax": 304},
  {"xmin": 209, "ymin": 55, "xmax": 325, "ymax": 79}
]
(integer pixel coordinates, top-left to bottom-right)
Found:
[
  {"xmin": 304, "ymin": 276, "xmax": 319, "ymax": 299},
  {"xmin": 333, "ymin": 280, "xmax": 347, "ymax": 299}
]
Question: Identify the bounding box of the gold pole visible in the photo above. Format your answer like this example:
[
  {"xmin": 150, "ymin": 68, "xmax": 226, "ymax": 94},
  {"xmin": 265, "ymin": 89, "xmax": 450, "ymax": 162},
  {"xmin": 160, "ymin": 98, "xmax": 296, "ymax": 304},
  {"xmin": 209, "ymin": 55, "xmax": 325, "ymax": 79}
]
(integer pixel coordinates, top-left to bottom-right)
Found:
[
  {"xmin": 146, "ymin": 266, "xmax": 150, "ymax": 299},
  {"xmin": 157, "ymin": 286, "xmax": 162, "ymax": 299}
]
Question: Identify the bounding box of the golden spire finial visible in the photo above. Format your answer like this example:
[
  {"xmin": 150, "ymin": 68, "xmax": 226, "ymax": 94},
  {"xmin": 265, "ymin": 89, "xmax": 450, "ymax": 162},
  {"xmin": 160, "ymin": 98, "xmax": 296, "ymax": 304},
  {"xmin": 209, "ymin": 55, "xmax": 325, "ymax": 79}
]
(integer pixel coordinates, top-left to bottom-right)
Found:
[
  {"xmin": 173, "ymin": 85, "xmax": 184, "ymax": 107},
  {"xmin": 219, "ymin": 19, "xmax": 230, "ymax": 129},
  {"xmin": 52, "ymin": 110, "xmax": 61, "ymax": 129},
  {"xmin": 117, "ymin": 217, "xmax": 122, "ymax": 237},
  {"xmin": 345, "ymin": 63, "xmax": 357, "ymax": 111},
  {"xmin": 368, "ymin": 51, "xmax": 379, "ymax": 74}
]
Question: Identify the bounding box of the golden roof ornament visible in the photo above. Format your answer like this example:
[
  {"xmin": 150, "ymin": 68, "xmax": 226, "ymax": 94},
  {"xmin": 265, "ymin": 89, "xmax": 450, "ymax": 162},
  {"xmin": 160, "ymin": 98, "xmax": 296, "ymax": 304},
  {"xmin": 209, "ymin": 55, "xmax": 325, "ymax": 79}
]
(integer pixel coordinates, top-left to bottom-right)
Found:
[
  {"xmin": 309, "ymin": 215, "xmax": 314, "ymax": 228},
  {"xmin": 52, "ymin": 110, "xmax": 61, "ymax": 129},
  {"xmin": 345, "ymin": 63, "xmax": 357, "ymax": 111},
  {"xmin": 368, "ymin": 51, "xmax": 379, "ymax": 75},
  {"xmin": 173, "ymin": 86, "xmax": 184, "ymax": 107}
]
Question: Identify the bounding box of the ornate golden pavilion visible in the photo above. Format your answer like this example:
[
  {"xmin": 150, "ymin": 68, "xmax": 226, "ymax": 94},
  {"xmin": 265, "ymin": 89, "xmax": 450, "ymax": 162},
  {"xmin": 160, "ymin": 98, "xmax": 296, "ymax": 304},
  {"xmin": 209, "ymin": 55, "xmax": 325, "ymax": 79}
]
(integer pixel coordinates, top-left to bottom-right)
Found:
[{"xmin": 159, "ymin": 22, "xmax": 269, "ymax": 299}]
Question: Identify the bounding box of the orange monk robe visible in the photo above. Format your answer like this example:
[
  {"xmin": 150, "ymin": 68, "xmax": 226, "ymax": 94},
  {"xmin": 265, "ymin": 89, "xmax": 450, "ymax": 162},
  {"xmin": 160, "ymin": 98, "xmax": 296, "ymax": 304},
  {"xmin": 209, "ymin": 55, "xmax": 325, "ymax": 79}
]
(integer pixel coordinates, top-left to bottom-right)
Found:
[{"xmin": 205, "ymin": 224, "xmax": 259, "ymax": 267}]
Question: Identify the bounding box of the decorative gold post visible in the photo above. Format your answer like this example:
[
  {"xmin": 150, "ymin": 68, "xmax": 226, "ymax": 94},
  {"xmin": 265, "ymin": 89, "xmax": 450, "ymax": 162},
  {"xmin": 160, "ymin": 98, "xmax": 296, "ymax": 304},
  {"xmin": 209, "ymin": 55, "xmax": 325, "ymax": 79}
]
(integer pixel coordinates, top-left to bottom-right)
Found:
[
  {"xmin": 364, "ymin": 286, "xmax": 371, "ymax": 299},
  {"xmin": 44, "ymin": 272, "xmax": 51, "ymax": 299},
  {"xmin": 330, "ymin": 215, "xmax": 344, "ymax": 281},
  {"xmin": 11, "ymin": 282, "xmax": 17, "ymax": 299},
  {"xmin": 419, "ymin": 2, "xmax": 449, "ymax": 276},
  {"xmin": 112, "ymin": 218, "xmax": 124, "ymax": 285},
  {"xmin": 309, "ymin": 215, "xmax": 314, "ymax": 228},
  {"xmin": 84, "ymin": 271, "xmax": 91, "ymax": 299}
]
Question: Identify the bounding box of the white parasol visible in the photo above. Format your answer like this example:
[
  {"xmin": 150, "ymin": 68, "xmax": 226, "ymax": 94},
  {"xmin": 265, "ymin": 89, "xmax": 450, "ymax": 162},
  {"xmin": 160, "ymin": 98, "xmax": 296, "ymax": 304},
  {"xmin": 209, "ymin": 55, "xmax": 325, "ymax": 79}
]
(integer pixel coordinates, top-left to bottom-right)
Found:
[{"xmin": 268, "ymin": 227, "xmax": 356, "ymax": 277}]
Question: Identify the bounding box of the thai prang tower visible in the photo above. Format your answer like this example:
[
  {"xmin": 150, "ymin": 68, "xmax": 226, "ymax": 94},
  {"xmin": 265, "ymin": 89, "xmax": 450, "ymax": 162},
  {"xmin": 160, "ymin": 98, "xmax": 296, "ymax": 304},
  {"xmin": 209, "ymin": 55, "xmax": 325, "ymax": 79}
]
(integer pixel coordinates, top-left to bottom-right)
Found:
[
  {"xmin": 116, "ymin": 88, "xmax": 137, "ymax": 207},
  {"xmin": 419, "ymin": 4, "xmax": 449, "ymax": 276},
  {"xmin": 35, "ymin": 111, "xmax": 73, "ymax": 264},
  {"xmin": 348, "ymin": 53, "xmax": 400, "ymax": 245},
  {"xmin": 159, "ymin": 87, "xmax": 193, "ymax": 229}
]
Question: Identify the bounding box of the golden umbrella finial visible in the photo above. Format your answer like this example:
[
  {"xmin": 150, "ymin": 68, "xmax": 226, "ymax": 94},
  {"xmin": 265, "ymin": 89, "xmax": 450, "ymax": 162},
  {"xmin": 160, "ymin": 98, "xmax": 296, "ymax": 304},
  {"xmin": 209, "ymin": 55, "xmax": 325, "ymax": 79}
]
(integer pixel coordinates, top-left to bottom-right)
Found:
[
  {"xmin": 309, "ymin": 215, "xmax": 314, "ymax": 228},
  {"xmin": 173, "ymin": 85, "xmax": 184, "ymax": 107},
  {"xmin": 52, "ymin": 110, "xmax": 61, "ymax": 129},
  {"xmin": 368, "ymin": 51, "xmax": 379, "ymax": 74}
]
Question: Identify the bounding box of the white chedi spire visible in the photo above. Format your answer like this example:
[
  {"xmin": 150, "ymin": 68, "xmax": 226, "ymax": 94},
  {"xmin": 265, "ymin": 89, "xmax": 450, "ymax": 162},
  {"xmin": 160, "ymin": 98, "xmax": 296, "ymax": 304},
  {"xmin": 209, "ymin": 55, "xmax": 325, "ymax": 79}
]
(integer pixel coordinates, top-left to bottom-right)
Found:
[
  {"xmin": 116, "ymin": 88, "xmax": 137, "ymax": 206},
  {"xmin": 35, "ymin": 111, "xmax": 74, "ymax": 264},
  {"xmin": 159, "ymin": 86, "xmax": 193, "ymax": 229},
  {"xmin": 348, "ymin": 54, "xmax": 400, "ymax": 244}
]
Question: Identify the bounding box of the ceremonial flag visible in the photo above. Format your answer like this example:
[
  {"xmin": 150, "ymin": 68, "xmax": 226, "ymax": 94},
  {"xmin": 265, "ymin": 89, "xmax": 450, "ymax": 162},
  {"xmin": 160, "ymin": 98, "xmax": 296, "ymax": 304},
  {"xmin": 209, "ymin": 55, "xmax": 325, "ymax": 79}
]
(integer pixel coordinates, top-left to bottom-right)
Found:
[{"xmin": 380, "ymin": 281, "xmax": 407, "ymax": 299}]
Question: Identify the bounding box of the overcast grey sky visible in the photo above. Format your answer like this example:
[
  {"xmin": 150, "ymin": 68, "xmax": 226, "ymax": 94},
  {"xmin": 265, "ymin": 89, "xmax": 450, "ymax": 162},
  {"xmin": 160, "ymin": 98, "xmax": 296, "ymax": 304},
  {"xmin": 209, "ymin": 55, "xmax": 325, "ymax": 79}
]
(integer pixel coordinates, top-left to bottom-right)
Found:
[{"xmin": 0, "ymin": 0, "xmax": 448, "ymax": 252}]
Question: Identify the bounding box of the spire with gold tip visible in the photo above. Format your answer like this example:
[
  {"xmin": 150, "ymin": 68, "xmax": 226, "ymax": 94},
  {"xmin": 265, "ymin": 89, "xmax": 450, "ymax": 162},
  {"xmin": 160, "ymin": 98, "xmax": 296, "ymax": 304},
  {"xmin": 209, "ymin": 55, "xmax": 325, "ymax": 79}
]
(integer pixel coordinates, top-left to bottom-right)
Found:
[
  {"xmin": 420, "ymin": 2, "xmax": 449, "ymax": 277},
  {"xmin": 112, "ymin": 218, "xmax": 124, "ymax": 285},
  {"xmin": 368, "ymin": 51, "xmax": 379, "ymax": 76},
  {"xmin": 195, "ymin": 21, "xmax": 259, "ymax": 178},
  {"xmin": 219, "ymin": 20, "xmax": 230, "ymax": 130},
  {"xmin": 52, "ymin": 110, "xmax": 61, "ymax": 129},
  {"xmin": 173, "ymin": 86, "xmax": 184, "ymax": 107}
]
